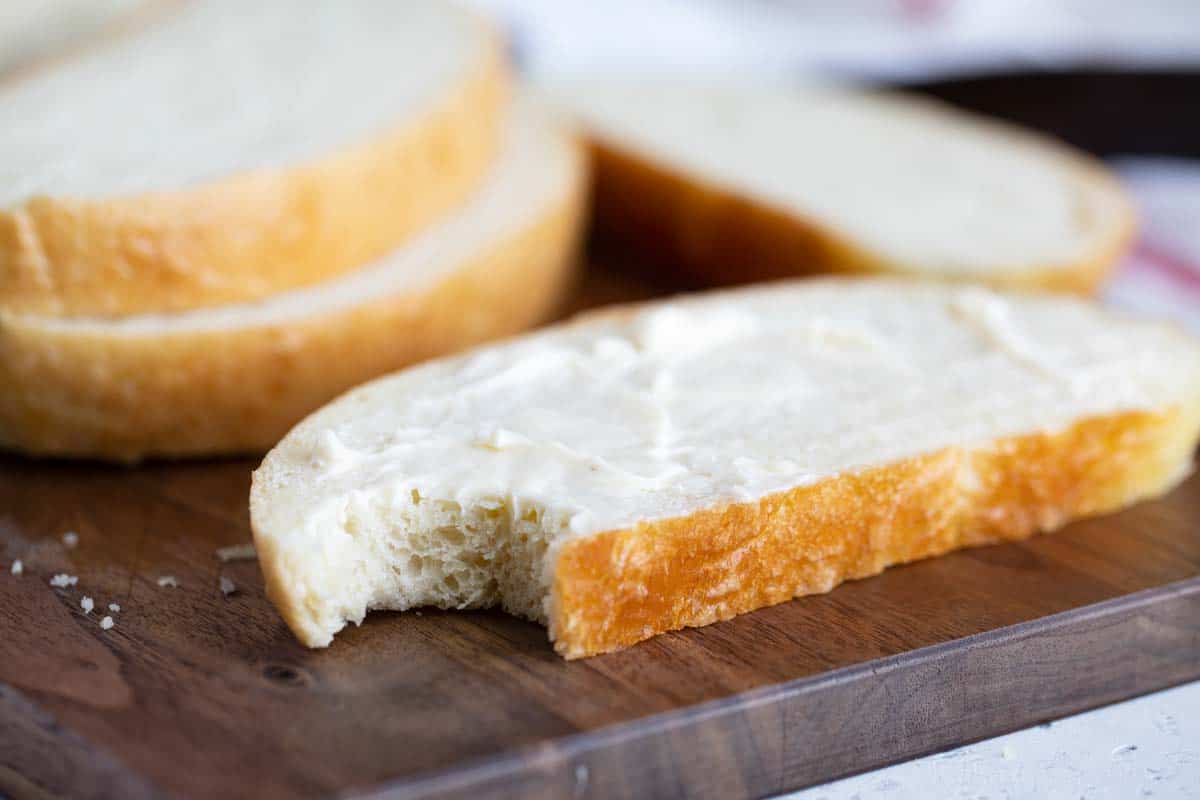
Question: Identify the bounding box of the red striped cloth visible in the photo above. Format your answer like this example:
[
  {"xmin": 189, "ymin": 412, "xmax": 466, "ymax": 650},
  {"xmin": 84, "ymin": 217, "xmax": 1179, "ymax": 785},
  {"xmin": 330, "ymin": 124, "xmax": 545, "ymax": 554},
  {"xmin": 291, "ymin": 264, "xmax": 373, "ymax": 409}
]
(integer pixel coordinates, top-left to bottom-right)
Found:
[{"xmin": 1105, "ymin": 158, "xmax": 1200, "ymax": 331}]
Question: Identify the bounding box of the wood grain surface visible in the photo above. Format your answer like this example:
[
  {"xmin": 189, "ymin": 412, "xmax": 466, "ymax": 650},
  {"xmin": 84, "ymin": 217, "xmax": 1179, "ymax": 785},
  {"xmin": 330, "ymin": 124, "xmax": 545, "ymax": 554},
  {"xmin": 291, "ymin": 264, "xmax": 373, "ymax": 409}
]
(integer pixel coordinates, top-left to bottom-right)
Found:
[{"xmin": 2, "ymin": 267, "xmax": 1199, "ymax": 799}]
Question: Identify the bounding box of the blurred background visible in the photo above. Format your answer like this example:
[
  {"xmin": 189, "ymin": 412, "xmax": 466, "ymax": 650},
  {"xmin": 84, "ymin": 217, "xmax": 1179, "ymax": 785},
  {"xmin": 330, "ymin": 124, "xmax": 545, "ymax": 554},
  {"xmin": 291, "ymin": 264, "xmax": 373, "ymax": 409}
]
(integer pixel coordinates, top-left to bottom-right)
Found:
[
  {"xmin": 468, "ymin": 0, "xmax": 1200, "ymax": 80},
  {"xmin": 464, "ymin": 0, "xmax": 1200, "ymax": 329}
]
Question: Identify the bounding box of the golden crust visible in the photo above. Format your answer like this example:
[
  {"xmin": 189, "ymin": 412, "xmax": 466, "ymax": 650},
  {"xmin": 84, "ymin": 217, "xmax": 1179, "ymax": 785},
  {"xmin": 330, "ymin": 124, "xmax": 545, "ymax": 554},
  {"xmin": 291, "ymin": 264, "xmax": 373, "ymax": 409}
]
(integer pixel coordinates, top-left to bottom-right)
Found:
[
  {"xmin": 587, "ymin": 135, "xmax": 1135, "ymax": 296},
  {"xmin": 0, "ymin": 151, "xmax": 587, "ymax": 461},
  {"xmin": 550, "ymin": 404, "xmax": 1200, "ymax": 658},
  {"xmin": 0, "ymin": 23, "xmax": 509, "ymax": 317}
]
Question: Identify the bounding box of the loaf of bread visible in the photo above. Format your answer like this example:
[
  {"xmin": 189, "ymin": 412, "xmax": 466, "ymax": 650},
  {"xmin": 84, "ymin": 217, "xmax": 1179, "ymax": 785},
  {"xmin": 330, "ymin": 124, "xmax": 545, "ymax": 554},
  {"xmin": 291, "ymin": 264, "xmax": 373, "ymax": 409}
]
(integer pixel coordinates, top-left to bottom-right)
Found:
[
  {"xmin": 0, "ymin": 0, "xmax": 507, "ymax": 316},
  {"xmin": 0, "ymin": 102, "xmax": 586, "ymax": 460},
  {"xmin": 251, "ymin": 280, "xmax": 1200, "ymax": 658},
  {"xmin": 545, "ymin": 82, "xmax": 1134, "ymax": 294}
]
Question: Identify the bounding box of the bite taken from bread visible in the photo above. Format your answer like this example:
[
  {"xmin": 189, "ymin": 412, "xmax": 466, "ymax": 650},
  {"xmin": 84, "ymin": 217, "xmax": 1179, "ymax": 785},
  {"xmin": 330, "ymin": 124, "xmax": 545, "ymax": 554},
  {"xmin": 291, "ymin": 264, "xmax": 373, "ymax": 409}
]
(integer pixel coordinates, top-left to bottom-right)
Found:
[{"xmin": 251, "ymin": 280, "xmax": 1200, "ymax": 658}]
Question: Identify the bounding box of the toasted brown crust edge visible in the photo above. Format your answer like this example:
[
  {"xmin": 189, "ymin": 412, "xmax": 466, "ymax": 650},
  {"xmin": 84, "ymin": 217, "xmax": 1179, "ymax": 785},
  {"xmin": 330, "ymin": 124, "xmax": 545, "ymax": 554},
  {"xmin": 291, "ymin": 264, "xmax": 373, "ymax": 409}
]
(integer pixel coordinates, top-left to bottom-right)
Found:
[
  {"xmin": 0, "ymin": 16, "xmax": 510, "ymax": 317},
  {"xmin": 0, "ymin": 142, "xmax": 588, "ymax": 461},
  {"xmin": 550, "ymin": 403, "xmax": 1200, "ymax": 659},
  {"xmin": 586, "ymin": 131, "xmax": 1136, "ymax": 296}
]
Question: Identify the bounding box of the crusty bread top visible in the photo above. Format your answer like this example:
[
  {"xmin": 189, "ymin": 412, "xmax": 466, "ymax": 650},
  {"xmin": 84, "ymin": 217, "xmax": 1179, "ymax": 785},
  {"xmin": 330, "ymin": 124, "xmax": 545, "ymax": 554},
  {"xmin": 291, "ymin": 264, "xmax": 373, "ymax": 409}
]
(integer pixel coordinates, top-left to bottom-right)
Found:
[
  {"xmin": 544, "ymin": 82, "xmax": 1131, "ymax": 278},
  {"xmin": 0, "ymin": 0, "xmax": 489, "ymax": 203},
  {"xmin": 254, "ymin": 280, "xmax": 1200, "ymax": 546},
  {"xmin": 9, "ymin": 98, "xmax": 578, "ymax": 336}
]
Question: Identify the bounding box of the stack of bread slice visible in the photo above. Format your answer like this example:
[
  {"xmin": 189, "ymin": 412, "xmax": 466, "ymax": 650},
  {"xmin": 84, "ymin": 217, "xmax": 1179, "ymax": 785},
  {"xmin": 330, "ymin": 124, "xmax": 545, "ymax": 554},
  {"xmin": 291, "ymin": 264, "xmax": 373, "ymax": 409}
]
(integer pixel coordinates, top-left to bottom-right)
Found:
[{"xmin": 0, "ymin": 0, "xmax": 587, "ymax": 460}]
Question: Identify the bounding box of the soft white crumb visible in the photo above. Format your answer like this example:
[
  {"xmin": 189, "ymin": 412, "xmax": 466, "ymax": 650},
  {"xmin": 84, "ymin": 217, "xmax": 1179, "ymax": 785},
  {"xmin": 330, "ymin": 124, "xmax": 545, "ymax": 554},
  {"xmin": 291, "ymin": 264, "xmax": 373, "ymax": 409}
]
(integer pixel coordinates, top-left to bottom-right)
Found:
[
  {"xmin": 81, "ymin": 596, "xmax": 94, "ymax": 614},
  {"xmin": 219, "ymin": 576, "xmax": 236, "ymax": 596},
  {"xmin": 62, "ymin": 531, "xmax": 79, "ymax": 548},
  {"xmin": 10, "ymin": 559, "xmax": 21, "ymax": 576},
  {"xmin": 99, "ymin": 615, "xmax": 114, "ymax": 630},
  {"xmin": 1002, "ymin": 745, "xmax": 1016, "ymax": 760},
  {"xmin": 49, "ymin": 573, "xmax": 78, "ymax": 588},
  {"xmin": 216, "ymin": 543, "xmax": 257, "ymax": 562},
  {"xmin": 157, "ymin": 575, "xmax": 178, "ymax": 588},
  {"xmin": 109, "ymin": 603, "xmax": 121, "ymax": 613}
]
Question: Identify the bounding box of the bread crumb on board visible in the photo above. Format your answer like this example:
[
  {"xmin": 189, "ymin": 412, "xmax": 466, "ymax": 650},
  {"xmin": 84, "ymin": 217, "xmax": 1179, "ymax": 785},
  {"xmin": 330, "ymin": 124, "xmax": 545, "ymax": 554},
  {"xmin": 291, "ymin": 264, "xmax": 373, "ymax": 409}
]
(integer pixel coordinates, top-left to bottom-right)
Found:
[
  {"xmin": 100, "ymin": 616, "xmax": 114, "ymax": 630},
  {"xmin": 62, "ymin": 531, "xmax": 79, "ymax": 548},
  {"xmin": 157, "ymin": 575, "xmax": 178, "ymax": 588},
  {"xmin": 216, "ymin": 543, "xmax": 257, "ymax": 563},
  {"xmin": 219, "ymin": 576, "xmax": 237, "ymax": 596},
  {"xmin": 109, "ymin": 603, "xmax": 121, "ymax": 613},
  {"xmin": 49, "ymin": 573, "xmax": 78, "ymax": 588},
  {"xmin": 9, "ymin": 559, "xmax": 21, "ymax": 576},
  {"xmin": 81, "ymin": 596, "xmax": 94, "ymax": 614}
]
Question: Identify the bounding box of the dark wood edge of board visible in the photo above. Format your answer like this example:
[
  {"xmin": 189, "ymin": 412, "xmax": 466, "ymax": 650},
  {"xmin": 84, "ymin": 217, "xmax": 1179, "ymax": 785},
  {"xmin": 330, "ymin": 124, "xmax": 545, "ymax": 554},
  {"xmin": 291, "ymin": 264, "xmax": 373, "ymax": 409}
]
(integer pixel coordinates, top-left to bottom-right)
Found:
[
  {"xmin": 0, "ymin": 684, "xmax": 165, "ymax": 800},
  {"xmin": 353, "ymin": 576, "xmax": 1200, "ymax": 800}
]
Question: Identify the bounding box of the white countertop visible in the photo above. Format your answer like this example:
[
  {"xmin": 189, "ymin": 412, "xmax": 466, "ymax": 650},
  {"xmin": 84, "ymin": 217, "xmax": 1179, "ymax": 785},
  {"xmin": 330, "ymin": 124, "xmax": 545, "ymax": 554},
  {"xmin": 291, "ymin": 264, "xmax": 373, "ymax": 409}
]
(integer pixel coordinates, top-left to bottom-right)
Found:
[{"xmin": 784, "ymin": 680, "xmax": 1200, "ymax": 800}]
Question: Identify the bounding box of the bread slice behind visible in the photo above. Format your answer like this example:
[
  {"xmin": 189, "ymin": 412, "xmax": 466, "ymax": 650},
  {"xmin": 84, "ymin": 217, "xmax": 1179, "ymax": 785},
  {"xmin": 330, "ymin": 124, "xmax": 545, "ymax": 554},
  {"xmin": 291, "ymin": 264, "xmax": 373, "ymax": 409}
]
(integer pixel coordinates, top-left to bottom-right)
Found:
[
  {"xmin": 250, "ymin": 280, "xmax": 1200, "ymax": 657},
  {"xmin": 0, "ymin": 0, "xmax": 508, "ymax": 315},
  {"xmin": 545, "ymin": 82, "xmax": 1134, "ymax": 294},
  {"xmin": 0, "ymin": 100, "xmax": 585, "ymax": 461}
]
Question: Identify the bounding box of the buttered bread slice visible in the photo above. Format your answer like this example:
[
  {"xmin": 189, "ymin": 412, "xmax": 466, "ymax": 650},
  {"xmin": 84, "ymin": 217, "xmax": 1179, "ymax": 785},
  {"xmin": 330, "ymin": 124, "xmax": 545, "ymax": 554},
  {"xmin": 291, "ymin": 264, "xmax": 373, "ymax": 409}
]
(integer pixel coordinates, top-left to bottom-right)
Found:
[
  {"xmin": 251, "ymin": 280, "xmax": 1200, "ymax": 658},
  {"xmin": 0, "ymin": 0, "xmax": 507, "ymax": 315},
  {"xmin": 0, "ymin": 101, "xmax": 584, "ymax": 460},
  {"xmin": 545, "ymin": 82, "xmax": 1133, "ymax": 294}
]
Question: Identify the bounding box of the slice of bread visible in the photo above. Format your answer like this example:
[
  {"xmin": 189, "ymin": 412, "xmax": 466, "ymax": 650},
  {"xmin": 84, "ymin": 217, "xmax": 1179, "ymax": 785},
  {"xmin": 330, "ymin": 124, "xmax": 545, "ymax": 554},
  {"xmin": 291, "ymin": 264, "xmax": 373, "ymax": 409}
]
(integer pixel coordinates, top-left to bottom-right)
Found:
[
  {"xmin": 251, "ymin": 280, "xmax": 1200, "ymax": 658},
  {"xmin": 546, "ymin": 82, "xmax": 1134, "ymax": 294},
  {"xmin": 0, "ymin": 102, "xmax": 585, "ymax": 461},
  {"xmin": 0, "ymin": 0, "xmax": 508, "ymax": 316}
]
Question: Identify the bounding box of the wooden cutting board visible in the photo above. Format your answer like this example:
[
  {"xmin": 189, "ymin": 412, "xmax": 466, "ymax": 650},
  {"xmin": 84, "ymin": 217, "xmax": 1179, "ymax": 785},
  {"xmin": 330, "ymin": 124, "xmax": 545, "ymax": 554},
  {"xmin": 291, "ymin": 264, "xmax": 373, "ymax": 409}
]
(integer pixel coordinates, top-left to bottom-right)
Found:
[{"xmin": 2, "ymin": 267, "xmax": 1199, "ymax": 800}]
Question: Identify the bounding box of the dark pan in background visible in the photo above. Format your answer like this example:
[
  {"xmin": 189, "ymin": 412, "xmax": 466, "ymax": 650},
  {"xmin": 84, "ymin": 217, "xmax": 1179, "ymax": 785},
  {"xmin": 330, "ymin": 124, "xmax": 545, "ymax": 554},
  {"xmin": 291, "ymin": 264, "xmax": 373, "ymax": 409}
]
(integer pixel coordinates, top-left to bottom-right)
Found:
[{"xmin": 903, "ymin": 70, "xmax": 1200, "ymax": 158}]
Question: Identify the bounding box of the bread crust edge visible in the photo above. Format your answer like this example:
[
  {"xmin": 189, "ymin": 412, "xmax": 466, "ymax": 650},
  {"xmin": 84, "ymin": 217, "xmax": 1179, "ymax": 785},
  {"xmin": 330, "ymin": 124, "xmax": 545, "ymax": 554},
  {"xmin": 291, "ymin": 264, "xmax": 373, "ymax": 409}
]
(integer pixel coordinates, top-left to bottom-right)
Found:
[{"xmin": 550, "ymin": 403, "xmax": 1200, "ymax": 658}]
